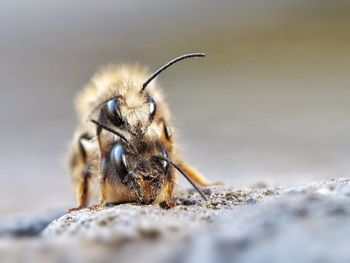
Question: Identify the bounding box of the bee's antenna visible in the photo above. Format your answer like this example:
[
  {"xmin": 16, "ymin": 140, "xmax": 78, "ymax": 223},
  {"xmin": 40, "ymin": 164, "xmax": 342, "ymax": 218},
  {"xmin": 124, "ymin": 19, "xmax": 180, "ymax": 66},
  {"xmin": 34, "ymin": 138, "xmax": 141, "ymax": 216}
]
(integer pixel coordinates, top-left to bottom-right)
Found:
[
  {"xmin": 157, "ymin": 156, "xmax": 207, "ymax": 201},
  {"xmin": 90, "ymin": 119, "xmax": 129, "ymax": 144},
  {"xmin": 141, "ymin": 53, "xmax": 206, "ymax": 92}
]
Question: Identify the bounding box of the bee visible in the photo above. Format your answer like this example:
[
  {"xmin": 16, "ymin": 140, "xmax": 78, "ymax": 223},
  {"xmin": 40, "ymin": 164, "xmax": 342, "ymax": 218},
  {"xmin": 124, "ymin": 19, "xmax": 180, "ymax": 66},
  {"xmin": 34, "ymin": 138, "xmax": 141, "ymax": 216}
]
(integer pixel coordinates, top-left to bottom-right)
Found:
[{"xmin": 68, "ymin": 53, "xmax": 215, "ymax": 210}]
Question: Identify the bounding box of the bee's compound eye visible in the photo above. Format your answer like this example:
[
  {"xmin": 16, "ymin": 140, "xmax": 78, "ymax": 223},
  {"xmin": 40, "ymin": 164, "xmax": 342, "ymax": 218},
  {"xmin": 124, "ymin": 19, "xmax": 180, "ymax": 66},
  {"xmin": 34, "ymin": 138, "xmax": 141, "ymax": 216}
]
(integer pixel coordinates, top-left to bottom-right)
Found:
[
  {"xmin": 163, "ymin": 123, "xmax": 172, "ymax": 141},
  {"xmin": 147, "ymin": 96, "xmax": 157, "ymax": 120},
  {"xmin": 159, "ymin": 144, "xmax": 169, "ymax": 171},
  {"xmin": 106, "ymin": 99, "xmax": 124, "ymax": 127},
  {"xmin": 111, "ymin": 143, "xmax": 128, "ymax": 180}
]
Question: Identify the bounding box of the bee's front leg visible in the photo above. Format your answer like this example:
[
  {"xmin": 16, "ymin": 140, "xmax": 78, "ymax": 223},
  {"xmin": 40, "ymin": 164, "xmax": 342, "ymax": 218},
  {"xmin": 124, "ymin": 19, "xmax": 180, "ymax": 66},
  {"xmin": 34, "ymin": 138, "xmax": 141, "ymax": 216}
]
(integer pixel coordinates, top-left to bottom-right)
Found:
[
  {"xmin": 69, "ymin": 134, "xmax": 92, "ymax": 212},
  {"xmin": 90, "ymin": 125, "xmax": 109, "ymax": 212},
  {"xmin": 160, "ymin": 172, "xmax": 176, "ymax": 209},
  {"xmin": 91, "ymin": 176, "xmax": 108, "ymax": 211}
]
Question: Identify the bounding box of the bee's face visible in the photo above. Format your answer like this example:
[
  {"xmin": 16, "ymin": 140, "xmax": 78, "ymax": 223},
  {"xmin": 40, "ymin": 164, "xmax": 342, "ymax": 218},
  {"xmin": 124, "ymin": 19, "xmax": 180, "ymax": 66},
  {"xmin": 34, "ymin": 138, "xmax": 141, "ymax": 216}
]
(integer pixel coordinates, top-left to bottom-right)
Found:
[
  {"xmin": 104, "ymin": 92, "xmax": 156, "ymax": 133},
  {"xmin": 105, "ymin": 140, "xmax": 169, "ymax": 204}
]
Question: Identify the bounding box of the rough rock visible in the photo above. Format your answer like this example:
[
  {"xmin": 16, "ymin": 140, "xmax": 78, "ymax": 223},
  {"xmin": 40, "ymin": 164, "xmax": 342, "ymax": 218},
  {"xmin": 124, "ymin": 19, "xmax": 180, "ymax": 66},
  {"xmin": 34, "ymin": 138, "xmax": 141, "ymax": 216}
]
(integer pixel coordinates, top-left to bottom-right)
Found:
[
  {"xmin": 0, "ymin": 209, "xmax": 66, "ymax": 238},
  {"xmin": 42, "ymin": 186, "xmax": 273, "ymax": 242},
  {"xmin": 1, "ymin": 178, "xmax": 350, "ymax": 263}
]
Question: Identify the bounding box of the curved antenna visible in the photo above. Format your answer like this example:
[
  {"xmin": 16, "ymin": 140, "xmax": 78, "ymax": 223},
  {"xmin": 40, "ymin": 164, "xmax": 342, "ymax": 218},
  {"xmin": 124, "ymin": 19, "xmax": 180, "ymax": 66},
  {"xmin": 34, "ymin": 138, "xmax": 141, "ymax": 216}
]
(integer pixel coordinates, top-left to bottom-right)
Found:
[
  {"xmin": 90, "ymin": 119, "xmax": 129, "ymax": 144},
  {"xmin": 141, "ymin": 53, "xmax": 205, "ymax": 92},
  {"xmin": 157, "ymin": 156, "xmax": 207, "ymax": 201}
]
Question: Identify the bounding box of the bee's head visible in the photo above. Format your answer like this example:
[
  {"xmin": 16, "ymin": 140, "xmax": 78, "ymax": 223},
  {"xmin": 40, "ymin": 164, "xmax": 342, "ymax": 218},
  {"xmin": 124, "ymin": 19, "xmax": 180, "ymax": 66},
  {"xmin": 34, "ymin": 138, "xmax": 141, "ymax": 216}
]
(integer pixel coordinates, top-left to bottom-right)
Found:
[
  {"xmin": 93, "ymin": 119, "xmax": 207, "ymax": 203},
  {"xmin": 88, "ymin": 53, "xmax": 205, "ymax": 134},
  {"xmin": 103, "ymin": 92, "xmax": 156, "ymax": 134},
  {"xmin": 103, "ymin": 139, "xmax": 170, "ymax": 204}
]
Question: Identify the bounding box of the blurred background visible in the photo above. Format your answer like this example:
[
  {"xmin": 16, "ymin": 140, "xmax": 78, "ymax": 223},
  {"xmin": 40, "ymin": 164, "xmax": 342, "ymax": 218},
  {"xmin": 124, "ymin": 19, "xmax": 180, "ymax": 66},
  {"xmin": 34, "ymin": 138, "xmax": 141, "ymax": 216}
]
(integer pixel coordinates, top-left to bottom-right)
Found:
[{"xmin": 0, "ymin": 0, "xmax": 349, "ymax": 219}]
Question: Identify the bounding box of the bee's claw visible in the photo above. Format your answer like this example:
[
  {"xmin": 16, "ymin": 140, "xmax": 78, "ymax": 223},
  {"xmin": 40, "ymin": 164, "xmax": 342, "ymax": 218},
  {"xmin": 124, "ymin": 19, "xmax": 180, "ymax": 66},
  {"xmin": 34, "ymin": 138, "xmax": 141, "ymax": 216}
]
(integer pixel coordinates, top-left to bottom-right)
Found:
[
  {"xmin": 67, "ymin": 206, "xmax": 84, "ymax": 213},
  {"xmin": 160, "ymin": 199, "xmax": 175, "ymax": 209},
  {"xmin": 89, "ymin": 204, "xmax": 104, "ymax": 212}
]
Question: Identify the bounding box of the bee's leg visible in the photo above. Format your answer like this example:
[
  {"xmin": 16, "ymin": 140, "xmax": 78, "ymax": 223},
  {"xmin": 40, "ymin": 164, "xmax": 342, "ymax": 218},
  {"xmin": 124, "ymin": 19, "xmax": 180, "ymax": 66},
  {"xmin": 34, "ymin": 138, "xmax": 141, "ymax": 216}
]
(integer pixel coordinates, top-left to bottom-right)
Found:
[
  {"xmin": 69, "ymin": 135, "xmax": 91, "ymax": 212},
  {"xmin": 91, "ymin": 126, "xmax": 108, "ymax": 211},
  {"xmin": 178, "ymin": 163, "xmax": 211, "ymax": 186},
  {"xmin": 161, "ymin": 171, "xmax": 176, "ymax": 209},
  {"xmin": 75, "ymin": 166, "xmax": 90, "ymax": 207},
  {"xmin": 99, "ymin": 176, "xmax": 108, "ymax": 207},
  {"xmin": 178, "ymin": 163, "xmax": 224, "ymax": 186},
  {"xmin": 91, "ymin": 176, "xmax": 108, "ymax": 211},
  {"xmin": 160, "ymin": 120, "xmax": 221, "ymax": 187}
]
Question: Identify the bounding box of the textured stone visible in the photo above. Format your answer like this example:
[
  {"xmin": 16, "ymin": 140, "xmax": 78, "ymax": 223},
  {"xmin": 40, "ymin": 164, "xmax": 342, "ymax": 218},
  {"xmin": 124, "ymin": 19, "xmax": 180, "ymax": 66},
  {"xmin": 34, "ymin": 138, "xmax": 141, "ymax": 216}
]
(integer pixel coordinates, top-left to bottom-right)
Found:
[{"xmin": 1, "ymin": 178, "xmax": 350, "ymax": 263}]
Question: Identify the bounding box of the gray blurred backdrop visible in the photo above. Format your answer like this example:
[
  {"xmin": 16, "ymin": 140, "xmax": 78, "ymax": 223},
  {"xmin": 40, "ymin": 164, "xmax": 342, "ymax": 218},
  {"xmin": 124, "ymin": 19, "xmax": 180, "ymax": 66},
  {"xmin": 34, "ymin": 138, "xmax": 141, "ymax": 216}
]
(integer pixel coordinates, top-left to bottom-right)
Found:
[{"xmin": 1, "ymin": 0, "xmax": 350, "ymax": 218}]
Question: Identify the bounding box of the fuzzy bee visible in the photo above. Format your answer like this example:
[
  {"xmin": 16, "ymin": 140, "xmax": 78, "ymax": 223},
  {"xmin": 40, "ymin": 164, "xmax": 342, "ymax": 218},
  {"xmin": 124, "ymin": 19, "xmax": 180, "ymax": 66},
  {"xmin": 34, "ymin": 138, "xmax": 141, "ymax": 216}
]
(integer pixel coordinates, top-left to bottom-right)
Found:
[{"xmin": 69, "ymin": 53, "xmax": 214, "ymax": 210}]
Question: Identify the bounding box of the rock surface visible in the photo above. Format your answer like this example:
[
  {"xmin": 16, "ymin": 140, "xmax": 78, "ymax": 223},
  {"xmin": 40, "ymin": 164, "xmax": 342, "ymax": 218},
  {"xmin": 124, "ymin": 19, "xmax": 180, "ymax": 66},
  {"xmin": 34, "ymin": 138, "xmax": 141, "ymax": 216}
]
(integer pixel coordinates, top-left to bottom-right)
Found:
[
  {"xmin": 43, "ymin": 186, "xmax": 274, "ymax": 242},
  {"xmin": 2, "ymin": 178, "xmax": 350, "ymax": 263},
  {"xmin": 0, "ymin": 209, "xmax": 66, "ymax": 238}
]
